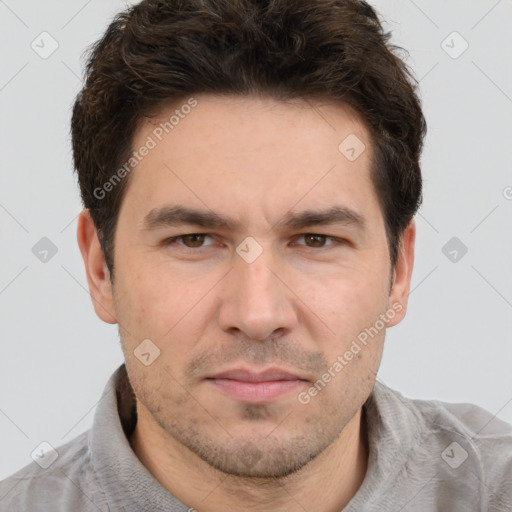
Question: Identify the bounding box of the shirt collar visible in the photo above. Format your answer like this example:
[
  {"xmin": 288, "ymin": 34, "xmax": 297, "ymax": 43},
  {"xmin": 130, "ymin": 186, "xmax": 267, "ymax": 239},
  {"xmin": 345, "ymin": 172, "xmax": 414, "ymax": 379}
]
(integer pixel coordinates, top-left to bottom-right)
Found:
[
  {"xmin": 344, "ymin": 378, "xmax": 426, "ymax": 508},
  {"xmin": 90, "ymin": 365, "xmax": 423, "ymax": 511},
  {"xmin": 90, "ymin": 364, "xmax": 188, "ymax": 512}
]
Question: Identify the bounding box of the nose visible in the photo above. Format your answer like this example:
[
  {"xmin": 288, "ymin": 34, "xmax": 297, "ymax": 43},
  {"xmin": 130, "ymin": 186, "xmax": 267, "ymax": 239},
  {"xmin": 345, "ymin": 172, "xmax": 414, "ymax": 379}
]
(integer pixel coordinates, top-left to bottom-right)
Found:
[{"xmin": 217, "ymin": 249, "xmax": 298, "ymax": 341}]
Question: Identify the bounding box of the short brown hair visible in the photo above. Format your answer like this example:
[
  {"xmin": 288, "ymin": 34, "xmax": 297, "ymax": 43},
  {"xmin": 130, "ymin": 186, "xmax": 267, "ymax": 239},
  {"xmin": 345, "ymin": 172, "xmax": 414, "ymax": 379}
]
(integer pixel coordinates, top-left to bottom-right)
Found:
[{"xmin": 71, "ymin": 0, "xmax": 426, "ymax": 276}]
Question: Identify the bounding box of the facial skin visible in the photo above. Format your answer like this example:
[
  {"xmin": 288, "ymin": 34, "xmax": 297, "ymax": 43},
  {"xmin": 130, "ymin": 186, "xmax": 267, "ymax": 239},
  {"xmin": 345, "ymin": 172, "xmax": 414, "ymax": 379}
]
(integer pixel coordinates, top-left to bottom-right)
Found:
[{"xmin": 78, "ymin": 94, "xmax": 415, "ymax": 512}]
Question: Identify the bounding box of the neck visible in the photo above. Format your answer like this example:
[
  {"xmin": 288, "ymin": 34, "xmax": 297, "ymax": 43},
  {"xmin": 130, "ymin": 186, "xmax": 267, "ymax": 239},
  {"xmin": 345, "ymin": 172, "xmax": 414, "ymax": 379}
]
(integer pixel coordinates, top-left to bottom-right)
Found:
[{"xmin": 130, "ymin": 404, "xmax": 368, "ymax": 512}]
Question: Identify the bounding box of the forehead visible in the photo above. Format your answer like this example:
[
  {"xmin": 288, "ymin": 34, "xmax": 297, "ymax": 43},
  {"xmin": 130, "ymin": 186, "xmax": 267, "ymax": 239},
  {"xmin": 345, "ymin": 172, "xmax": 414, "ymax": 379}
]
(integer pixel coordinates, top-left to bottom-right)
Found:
[
  {"xmin": 136, "ymin": 93, "xmax": 371, "ymax": 161},
  {"xmin": 123, "ymin": 94, "xmax": 379, "ymax": 228}
]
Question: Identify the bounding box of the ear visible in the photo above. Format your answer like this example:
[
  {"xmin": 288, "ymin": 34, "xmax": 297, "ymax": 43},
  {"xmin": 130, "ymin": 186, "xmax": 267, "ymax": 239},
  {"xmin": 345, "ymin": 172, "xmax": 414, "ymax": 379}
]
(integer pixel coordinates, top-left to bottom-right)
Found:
[
  {"xmin": 386, "ymin": 219, "xmax": 415, "ymax": 327},
  {"xmin": 76, "ymin": 209, "xmax": 117, "ymax": 324}
]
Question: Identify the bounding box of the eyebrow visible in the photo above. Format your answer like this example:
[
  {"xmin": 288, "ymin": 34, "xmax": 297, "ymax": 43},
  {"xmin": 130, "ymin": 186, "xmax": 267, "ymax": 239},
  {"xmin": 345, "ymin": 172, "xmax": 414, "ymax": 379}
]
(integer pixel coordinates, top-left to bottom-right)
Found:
[{"xmin": 142, "ymin": 205, "xmax": 366, "ymax": 233}]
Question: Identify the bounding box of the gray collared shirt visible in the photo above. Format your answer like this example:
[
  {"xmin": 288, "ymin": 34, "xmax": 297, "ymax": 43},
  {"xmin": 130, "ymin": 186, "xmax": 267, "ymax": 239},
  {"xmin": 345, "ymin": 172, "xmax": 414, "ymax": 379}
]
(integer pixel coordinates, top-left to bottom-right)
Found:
[{"xmin": 1, "ymin": 364, "xmax": 511, "ymax": 511}]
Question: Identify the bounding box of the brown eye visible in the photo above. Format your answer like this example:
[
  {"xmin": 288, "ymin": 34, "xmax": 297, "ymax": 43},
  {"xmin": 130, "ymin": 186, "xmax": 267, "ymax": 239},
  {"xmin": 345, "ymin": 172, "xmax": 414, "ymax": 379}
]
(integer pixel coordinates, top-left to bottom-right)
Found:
[
  {"xmin": 180, "ymin": 234, "xmax": 207, "ymax": 247},
  {"xmin": 294, "ymin": 234, "xmax": 343, "ymax": 249},
  {"xmin": 303, "ymin": 234, "xmax": 328, "ymax": 247},
  {"xmin": 164, "ymin": 233, "xmax": 217, "ymax": 250}
]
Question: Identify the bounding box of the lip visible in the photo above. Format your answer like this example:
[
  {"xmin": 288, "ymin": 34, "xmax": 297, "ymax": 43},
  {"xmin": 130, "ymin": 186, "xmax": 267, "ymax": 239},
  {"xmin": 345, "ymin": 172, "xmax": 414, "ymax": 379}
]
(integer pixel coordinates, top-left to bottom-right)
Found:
[
  {"xmin": 209, "ymin": 368, "xmax": 305, "ymax": 382},
  {"xmin": 206, "ymin": 367, "xmax": 308, "ymax": 403}
]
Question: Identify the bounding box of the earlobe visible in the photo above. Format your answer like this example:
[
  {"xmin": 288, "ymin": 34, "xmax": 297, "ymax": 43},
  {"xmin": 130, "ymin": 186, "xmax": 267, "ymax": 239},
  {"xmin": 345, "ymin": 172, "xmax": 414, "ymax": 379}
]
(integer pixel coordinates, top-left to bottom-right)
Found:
[
  {"xmin": 386, "ymin": 219, "xmax": 416, "ymax": 328},
  {"xmin": 76, "ymin": 209, "xmax": 118, "ymax": 324}
]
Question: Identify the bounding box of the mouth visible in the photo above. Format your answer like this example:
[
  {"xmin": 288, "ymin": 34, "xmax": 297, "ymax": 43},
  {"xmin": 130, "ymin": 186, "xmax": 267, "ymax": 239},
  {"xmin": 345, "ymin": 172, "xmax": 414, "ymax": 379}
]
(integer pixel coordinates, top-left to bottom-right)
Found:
[{"xmin": 205, "ymin": 367, "xmax": 309, "ymax": 403}]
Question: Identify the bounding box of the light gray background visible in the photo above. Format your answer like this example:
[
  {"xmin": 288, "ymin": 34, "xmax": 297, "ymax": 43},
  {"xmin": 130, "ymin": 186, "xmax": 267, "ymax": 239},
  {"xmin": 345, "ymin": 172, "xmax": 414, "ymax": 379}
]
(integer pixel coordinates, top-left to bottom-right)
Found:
[{"xmin": 1, "ymin": 0, "xmax": 511, "ymax": 480}]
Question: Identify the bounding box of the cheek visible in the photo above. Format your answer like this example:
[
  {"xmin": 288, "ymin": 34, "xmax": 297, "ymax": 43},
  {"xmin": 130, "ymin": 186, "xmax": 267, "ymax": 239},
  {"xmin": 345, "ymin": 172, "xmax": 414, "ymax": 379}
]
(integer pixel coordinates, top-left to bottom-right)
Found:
[
  {"xmin": 299, "ymin": 266, "xmax": 388, "ymax": 330},
  {"xmin": 113, "ymin": 264, "xmax": 167, "ymax": 341},
  {"xmin": 113, "ymin": 261, "xmax": 214, "ymax": 352}
]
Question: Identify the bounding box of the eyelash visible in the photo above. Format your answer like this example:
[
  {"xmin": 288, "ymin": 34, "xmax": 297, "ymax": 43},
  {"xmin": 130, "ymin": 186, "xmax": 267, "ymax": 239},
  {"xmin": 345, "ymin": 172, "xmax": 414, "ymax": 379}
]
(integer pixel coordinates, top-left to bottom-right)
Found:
[{"xmin": 164, "ymin": 233, "xmax": 345, "ymax": 250}]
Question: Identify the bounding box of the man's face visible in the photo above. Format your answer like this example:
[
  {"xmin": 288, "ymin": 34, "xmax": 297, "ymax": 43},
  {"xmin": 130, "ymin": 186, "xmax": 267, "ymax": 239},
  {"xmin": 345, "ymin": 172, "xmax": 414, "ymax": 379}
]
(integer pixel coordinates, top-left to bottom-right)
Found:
[{"xmin": 102, "ymin": 94, "xmax": 410, "ymax": 478}]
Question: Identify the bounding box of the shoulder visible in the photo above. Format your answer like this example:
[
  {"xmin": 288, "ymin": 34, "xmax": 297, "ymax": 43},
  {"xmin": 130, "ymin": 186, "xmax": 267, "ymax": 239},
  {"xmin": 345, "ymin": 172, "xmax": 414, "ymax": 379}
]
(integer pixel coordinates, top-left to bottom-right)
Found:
[
  {"xmin": 410, "ymin": 392, "xmax": 512, "ymax": 453},
  {"xmin": 0, "ymin": 430, "xmax": 108, "ymax": 512},
  {"xmin": 397, "ymin": 387, "xmax": 512, "ymax": 511},
  {"xmin": 422, "ymin": 396, "xmax": 512, "ymax": 509}
]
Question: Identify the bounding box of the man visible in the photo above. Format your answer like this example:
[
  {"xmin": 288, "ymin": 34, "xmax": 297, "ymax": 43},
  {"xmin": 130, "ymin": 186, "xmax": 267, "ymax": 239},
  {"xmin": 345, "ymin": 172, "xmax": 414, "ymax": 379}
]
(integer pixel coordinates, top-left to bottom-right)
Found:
[{"xmin": 1, "ymin": 0, "xmax": 511, "ymax": 510}]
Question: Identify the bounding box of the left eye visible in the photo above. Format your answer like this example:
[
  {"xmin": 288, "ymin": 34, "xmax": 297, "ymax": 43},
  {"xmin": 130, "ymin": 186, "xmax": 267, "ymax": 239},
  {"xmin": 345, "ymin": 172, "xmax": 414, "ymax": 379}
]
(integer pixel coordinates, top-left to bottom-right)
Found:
[
  {"xmin": 295, "ymin": 234, "xmax": 338, "ymax": 248},
  {"xmin": 166, "ymin": 233, "xmax": 215, "ymax": 248}
]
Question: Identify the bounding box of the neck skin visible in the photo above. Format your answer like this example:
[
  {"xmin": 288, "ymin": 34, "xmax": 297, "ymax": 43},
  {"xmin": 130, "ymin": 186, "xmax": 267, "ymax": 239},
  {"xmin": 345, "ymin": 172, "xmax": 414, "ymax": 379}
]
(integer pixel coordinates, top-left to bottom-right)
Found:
[{"xmin": 129, "ymin": 403, "xmax": 369, "ymax": 512}]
